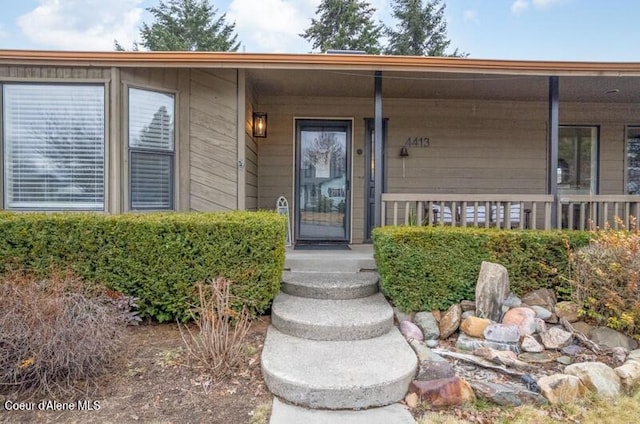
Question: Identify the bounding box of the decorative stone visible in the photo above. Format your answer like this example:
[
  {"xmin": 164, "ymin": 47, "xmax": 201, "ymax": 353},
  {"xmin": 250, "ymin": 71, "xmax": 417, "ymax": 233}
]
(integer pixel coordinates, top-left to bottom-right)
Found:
[
  {"xmin": 416, "ymin": 360, "xmax": 456, "ymax": 381},
  {"xmin": 456, "ymin": 333, "xmax": 520, "ymax": 354},
  {"xmin": 565, "ymin": 362, "xmax": 622, "ymax": 398},
  {"xmin": 537, "ymin": 374, "xmax": 588, "ymax": 404},
  {"xmin": 414, "ymin": 311, "xmax": 440, "ymax": 340},
  {"xmin": 556, "ymin": 356, "xmax": 573, "ymax": 365},
  {"xmin": 540, "ymin": 327, "xmax": 573, "ymax": 350},
  {"xmin": 502, "ymin": 293, "xmax": 522, "ymax": 309},
  {"xmin": 521, "ymin": 335, "xmax": 544, "ymax": 353},
  {"xmin": 410, "ymin": 377, "xmax": 476, "ymax": 407},
  {"xmin": 561, "ymin": 345, "xmax": 585, "ymax": 356},
  {"xmin": 534, "ymin": 318, "xmax": 547, "ymax": 334},
  {"xmin": 460, "ymin": 300, "xmax": 476, "ymax": 312},
  {"xmin": 629, "ymin": 349, "xmax": 640, "ymax": 362},
  {"xmin": 545, "ymin": 314, "xmax": 559, "ymax": 324},
  {"xmin": 426, "ymin": 339, "xmax": 439, "ymax": 348},
  {"xmin": 519, "ymin": 351, "xmax": 559, "ymax": 364},
  {"xmin": 502, "ymin": 307, "xmax": 537, "ymax": 336},
  {"xmin": 393, "ymin": 307, "xmax": 414, "ymax": 324},
  {"xmin": 405, "ymin": 392, "xmax": 419, "ymax": 409},
  {"xmin": 475, "ymin": 261, "xmax": 511, "ymax": 322},
  {"xmin": 431, "ymin": 310, "xmax": 441, "ymax": 322},
  {"xmin": 460, "ymin": 317, "xmax": 491, "ymax": 338},
  {"xmin": 461, "ymin": 311, "xmax": 476, "ymax": 320},
  {"xmin": 615, "ymin": 360, "xmax": 640, "ymax": 390},
  {"xmin": 471, "ymin": 381, "xmax": 547, "ymax": 407},
  {"xmin": 589, "ymin": 327, "xmax": 639, "ymax": 350},
  {"xmin": 530, "ymin": 305, "xmax": 552, "ymax": 320},
  {"xmin": 439, "ymin": 304, "xmax": 462, "ymax": 339},
  {"xmin": 571, "ymin": 321, "xmax": 594, "ymax": 336},
  {"xmin": 522, "ymin": 288, "xmax": 556, "ymax": 310},
  {"xmin": 400, "ymin": 320, "xmax": 424, "ymax": 342},
  {"xmin": 484, "ymin": 324, "xmax": 521, "ymax": 343},
  {"xmin": 409, "ymin": 340, "xmax": 447, "ymax": 363},
  {"xmin": 555, "ymin": 301, "xmax": 581, "ymax": 323}
]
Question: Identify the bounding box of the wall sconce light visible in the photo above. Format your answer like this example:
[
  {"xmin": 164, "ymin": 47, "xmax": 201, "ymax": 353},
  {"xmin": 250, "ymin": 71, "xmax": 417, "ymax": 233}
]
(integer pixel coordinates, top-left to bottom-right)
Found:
[
  {"xmin": 399, "ymin": 146, "xmax": 409, "ymax": 157},
  {"xmin": 253, "ymin": 112, "xmax": 267, "ymax": 138}
]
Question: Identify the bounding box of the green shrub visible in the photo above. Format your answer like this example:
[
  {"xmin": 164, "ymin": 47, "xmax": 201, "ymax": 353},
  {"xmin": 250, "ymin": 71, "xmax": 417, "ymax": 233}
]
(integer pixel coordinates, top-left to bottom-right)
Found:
[
  {"xmin": 373, "ymin": 226, "xmax": 589, "ymax": 312},
  {"xmin": 0, "ymin": 211, "xmax": 286, "ymax": 322}
]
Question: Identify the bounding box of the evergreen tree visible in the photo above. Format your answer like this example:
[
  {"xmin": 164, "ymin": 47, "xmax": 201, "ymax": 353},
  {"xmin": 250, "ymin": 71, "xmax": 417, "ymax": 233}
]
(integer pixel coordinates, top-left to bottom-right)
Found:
[
  {"xmin": 385, "ymin": 0, "xmax": 464, "ymax": 57},
  {"xmin": 301, "ymin": 0, "xmax": 382, "ymax": 54},
  {"xmin": 119, "ymin": 0, "xmax": 240, "ymax": 51}
]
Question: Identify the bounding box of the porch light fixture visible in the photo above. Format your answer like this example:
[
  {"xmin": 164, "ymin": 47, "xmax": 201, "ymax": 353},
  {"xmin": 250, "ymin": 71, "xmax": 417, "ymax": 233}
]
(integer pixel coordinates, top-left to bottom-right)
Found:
[{"xmin": 252, "ymin": 112, "xmax": 268, "ymax": 138}]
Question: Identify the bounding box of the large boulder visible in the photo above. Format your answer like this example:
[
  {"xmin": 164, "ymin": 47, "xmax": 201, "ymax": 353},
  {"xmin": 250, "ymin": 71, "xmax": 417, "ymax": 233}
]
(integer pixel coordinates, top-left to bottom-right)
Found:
[
  {"xmin": 414, "ymin": 311, "xmax": 440, "ymax": 340},
  {"xmin": 460, "ymin": 317, "xmax": 491, "ymax": 338},
  {"xmin": 410, "ymin": 377, "xmax": 476, "ymax": 407},
  {"xmin": 537, "ymin": 374, "xmax": 589, "ymax": 404},
  {"xmin": 439, "ymin": 304, "xmax": 462, "ymax": 339},
  {"xmin": 589, "ymin": 327, "xmax": 639, "ymax": 350},
  {"xmin": 471, "ymin": 381, "xmax": 547, "ymax": 407},
  {"xmin": 475, "ymin": 262, "xmax": 511, "ymax": 322},
  {"xmin": 564, "ymin": 362, "xmax": 622, "ymax": 398},
  {"xmin": 502, "ymin": 307, "xmax": 537, "ymax": 336}
]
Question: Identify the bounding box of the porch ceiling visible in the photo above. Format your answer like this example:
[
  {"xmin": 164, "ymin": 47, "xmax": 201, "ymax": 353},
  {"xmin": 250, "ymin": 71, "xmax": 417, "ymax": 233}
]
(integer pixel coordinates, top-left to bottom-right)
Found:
[{"xmin": 249, "ymin": 69, "xmax": 640, "ymax": 103}]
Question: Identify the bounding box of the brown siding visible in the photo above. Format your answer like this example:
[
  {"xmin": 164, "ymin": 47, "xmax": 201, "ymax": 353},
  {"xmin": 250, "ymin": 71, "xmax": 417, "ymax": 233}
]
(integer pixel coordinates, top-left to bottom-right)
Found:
[
  {"xmin": 0, "ymin": 66, "xmax": 111, "ymax": 79},
  {"xmin": 244, "ymin": 77, "xmax": 258, "ymax": 210},
  {"xmin": 189, "ymin": 69, "xmax": 238, "ymax": 211}
]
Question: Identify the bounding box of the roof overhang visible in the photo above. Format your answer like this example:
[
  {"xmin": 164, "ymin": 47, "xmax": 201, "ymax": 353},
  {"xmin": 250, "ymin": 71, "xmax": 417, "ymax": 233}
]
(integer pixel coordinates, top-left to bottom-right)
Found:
[{"xmin": 3, "ymin": 50, "xmax": 640, "ymax": 77}]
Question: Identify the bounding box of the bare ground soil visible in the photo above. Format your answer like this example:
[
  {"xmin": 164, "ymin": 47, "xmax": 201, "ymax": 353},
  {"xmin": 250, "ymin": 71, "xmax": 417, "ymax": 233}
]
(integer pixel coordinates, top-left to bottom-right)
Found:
[{"xmin": 1, "ymin": 317, "xmax": 272, "ymax": 424}]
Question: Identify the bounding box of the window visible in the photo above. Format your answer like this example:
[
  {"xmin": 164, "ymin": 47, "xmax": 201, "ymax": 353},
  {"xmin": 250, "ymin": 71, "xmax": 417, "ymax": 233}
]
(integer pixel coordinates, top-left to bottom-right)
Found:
[
  {"xmin": 128, "ymin": 87, "xmax": 175, "ymax": 210},
  {"xmin": 558, "ymin": 126, "xmax": 598, "ymax": 195},
  {"xmin": 2, "ymin": 84, "xmax": 105, "ymax": 210},
  {"xmin": 626, "ymin": 126, "xmax": 640, "ymax": 195}
]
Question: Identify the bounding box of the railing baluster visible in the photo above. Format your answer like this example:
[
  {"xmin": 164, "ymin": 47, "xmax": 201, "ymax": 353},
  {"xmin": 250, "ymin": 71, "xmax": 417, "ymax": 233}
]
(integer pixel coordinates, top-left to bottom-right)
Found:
[
  {"xmin": 405, "ymin": 201, "xmax": 410, "ymax": 225},
  {"xmin": 393, "ymin": 202, "xmax": 398, "ymax": 226},
  {"xmin": 568, "ymin": 202, "xmax": 574, "ymax": 230},
  {"xmin": 417, "ymin": 201, "xmax": 423, "ymax": 226},
  {"xmin": 461, "ymin": 201, "xmax": 468, "ymax": 227}
]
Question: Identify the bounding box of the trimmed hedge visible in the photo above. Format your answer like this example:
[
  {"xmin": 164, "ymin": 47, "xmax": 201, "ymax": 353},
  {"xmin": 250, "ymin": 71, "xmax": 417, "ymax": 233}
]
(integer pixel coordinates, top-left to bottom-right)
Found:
[
  {"xmin": 0, "ymin": 211, "xmax": 286, "ymax": 322},
  {"xmin": 373, "ymin": 226, "xmax": 590, "ymax": 313}
]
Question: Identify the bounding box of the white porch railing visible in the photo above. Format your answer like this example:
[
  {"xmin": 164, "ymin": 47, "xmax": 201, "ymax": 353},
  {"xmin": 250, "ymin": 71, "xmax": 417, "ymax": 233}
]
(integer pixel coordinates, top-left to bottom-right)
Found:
[{"xmin": 381, "ymin": 194, "xmax": 640, "ymax": 230}]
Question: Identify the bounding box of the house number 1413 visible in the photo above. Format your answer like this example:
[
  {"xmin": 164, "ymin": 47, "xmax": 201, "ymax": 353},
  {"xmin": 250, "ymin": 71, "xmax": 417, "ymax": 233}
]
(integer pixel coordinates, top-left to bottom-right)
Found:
[{"xmin": 404, "ymin": 137, "xmax": 430, "ymax": 148}]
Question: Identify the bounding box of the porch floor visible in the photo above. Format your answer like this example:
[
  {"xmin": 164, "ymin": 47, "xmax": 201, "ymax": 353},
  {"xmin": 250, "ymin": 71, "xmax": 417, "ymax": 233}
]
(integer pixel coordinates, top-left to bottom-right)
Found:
[{"xmin": 285, "ymin": 244, "xmax": 375, "ymax": 272}]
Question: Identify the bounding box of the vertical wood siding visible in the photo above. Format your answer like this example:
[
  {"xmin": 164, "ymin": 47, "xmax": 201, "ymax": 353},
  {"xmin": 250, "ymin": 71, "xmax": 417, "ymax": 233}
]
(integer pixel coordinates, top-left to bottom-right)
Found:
[{"xmin": 245, "ymin": 78, "xmax": 259, "ymax": 211}]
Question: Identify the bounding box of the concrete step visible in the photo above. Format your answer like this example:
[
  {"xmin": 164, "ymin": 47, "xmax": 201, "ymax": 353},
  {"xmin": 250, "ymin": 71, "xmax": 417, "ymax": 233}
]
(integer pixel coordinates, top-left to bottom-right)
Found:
[
  {"xmin": 282, "ymin": 271, "xmax": 379, "ymax": 300},
  {"xmin": 261, "ymin": 326, "xmax": 417, "ymax": 409},
  {"xmin": 271, "ymin": 293, "xmax": 393, "ymax": 341},
  {"xmin": 269, "ymin": 398, "xmax": 415, "ymax": 424},
  {"xmin": 285, "ymin": 251, "xmax": 376, "ymax": 273}
]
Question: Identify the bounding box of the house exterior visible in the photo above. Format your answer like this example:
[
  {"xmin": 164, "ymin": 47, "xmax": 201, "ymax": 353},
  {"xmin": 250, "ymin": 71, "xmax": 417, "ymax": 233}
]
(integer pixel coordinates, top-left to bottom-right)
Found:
[{"xmin": 1, "ymin": 50, "xmax": 640, "ymax": 244}]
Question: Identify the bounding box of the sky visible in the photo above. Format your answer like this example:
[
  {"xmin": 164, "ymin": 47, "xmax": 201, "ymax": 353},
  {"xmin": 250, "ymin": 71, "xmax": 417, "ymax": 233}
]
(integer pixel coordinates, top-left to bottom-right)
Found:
[{"xmin": 0, "ymin": 0, "xmax": 638, "ymax": 62}]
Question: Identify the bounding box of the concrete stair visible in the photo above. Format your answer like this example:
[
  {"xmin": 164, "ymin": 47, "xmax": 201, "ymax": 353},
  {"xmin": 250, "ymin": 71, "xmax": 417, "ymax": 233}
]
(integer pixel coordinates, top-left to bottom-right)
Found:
[{"xmin": 263, "ymin": 248, "xmax": 417, "ymax": 423}]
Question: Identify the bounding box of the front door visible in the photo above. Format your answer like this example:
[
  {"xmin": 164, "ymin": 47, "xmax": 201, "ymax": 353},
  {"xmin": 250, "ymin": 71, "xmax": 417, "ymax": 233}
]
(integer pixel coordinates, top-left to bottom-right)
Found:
[{"xmin": 295, "ymin": 120, "xmax": 351, "ymax": 243}]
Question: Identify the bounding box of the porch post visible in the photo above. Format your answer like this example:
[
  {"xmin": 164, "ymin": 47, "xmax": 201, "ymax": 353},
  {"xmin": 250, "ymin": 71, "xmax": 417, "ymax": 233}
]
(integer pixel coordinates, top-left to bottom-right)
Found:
[
  {"xmin": 374, "ymin": 71, "xmax": 383, "ymax": 227},
  {"xmin": 548, "ymin": 76, "xmax": 559, "ymax": 228}
]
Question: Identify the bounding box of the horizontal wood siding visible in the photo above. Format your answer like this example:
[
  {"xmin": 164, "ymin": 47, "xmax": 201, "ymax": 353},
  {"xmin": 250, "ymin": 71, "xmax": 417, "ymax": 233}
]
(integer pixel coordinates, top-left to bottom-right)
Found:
[
  {"xmin": 0, "ymin": 66, "xmax": 111, "ymax": 79},
  {"xmin": 189, "ymin": 69, "xmax": 238, "ymax": 211}
]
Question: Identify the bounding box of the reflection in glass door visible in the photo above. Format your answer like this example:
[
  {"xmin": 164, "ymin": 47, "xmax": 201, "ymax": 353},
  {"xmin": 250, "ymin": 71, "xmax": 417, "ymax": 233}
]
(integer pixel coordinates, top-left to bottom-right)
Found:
[{"xmin": 295, "ymin": 120, "xmax": 351, "ymax": 242}]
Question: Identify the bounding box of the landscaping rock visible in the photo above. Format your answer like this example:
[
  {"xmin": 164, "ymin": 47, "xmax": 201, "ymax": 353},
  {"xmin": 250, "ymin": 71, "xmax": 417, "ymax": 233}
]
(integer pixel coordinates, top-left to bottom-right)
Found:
[
  {"xmin": 414, "ymin": 311, "xmax": 440, "ymax": 340},
  {"xmin": 426, "ymin": 340, "xmax": 439, "ymax": 348},
  {"xmin": 540, "ymin": 327, "xmax": 573, "ymax": 349},
  {"xmin": 475, "ymin": 261, "xmax": 511, "ymax": 322},
  {"xmin": 461, "ymin": 311, "xmax": 476, "ymax": 320},
  {"xmin": 530, "ymin": 305, "xmax": 552, "ymax": 320},
  {"xmin": 400, "ymin": 320, "xmax": 424, "ymax": 342},
  {"xmin": 431, "ymin": 310, "xmax": 441, "ymax": 322},
  {"xmin": 556, "ymin": 356, "xmax": 573, "ymax": 365},
  {"xmin": 522, "ymin": 288, "xmax": 556, "ymax": 311},
  {"xmin": 615, "ymin": 360, "xmax": 640, "ymax": 390},
  {"xmin": 416, "ymin": 360, "xmax": 456, "ymax": 381},
  {"xmin": 589, "ymin": 327, "xmax": 638, "ymax": 350},
  {"xmin": 561, "ymin": 345, "xmax": 585, "ymax": 356},
  {"xmin": 564, "ymin": 362, "xmax": 622, "ymax": 398},
  {"xmin": 460, "ymin": 317, "xmax": 491, "ymax": 338},
  {"xmin": 483, "ymin": 324, "xmax": 521, "ymax": 343},
  {"xmin": 519, "ymin": 351, "xmax": 559, "ymax": 364},
  {"xmin": 545, "ymin": 314, "xmax": 559, "ymax": 324},
  {"xmin": 521, "ymin": 335, "xmax": 544, "ymax": 353},
  {"xmin": 410, "ymin": 377, "xmax": 475, "ymax": 407},
  {"xmin": 439, "ymin": 304, "xmax": 462, "ymax": 339},
  {"xmin": 404, "ymin": 392, "xmax": 419, "ymax": 409},
  {"xmin": 537, "ymin": 374, "xmax": 588, "ymax": 404},
  {"xmin": 502, "ymin": 307, "xmax": 537, "ymax": 336},
  {"xmin": 629, "ymin": 349, "xmax": 640, "ymax": 362},
  {"xmin": 460, "ymin": 300, "xmax": 476, "ymax": 312},
  {"xmin": 393, "ymin": 307, "xmax": 414, "ymax": 324},
  {"xmin": 555, "ymin": 301, "xmax": 581, "ymax": 323},
  {"xmin": 502, "ymin": 293, "xmax": 522, "ymax": 309},
  {"xmin": 471, "ymin": 381, "xmax": 547, "ymax": 407},
  {"xmin": 456, "ymin": 333, "xmax": 520, "ymax": 354},
  {"xmin": 535, "ymin": 318, "xmax": 547, "ymax": 334},
  {"xmin": 571, "ymin": 321, "xmax": 594, "ymax": 335},
  {"xmin": 409, "ymin": 340, "xmax": 447, "ymax": 363}
]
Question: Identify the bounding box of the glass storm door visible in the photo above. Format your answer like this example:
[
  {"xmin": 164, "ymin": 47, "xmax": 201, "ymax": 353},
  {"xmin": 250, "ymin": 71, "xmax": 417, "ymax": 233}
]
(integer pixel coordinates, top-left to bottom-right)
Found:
[
  {"xmin": 558, "ymin": 126, "xmax": 598, "ymax": 195},
  {"xmin": 295, "ymin": 120, "xmax": 351, "ymax": 243}
]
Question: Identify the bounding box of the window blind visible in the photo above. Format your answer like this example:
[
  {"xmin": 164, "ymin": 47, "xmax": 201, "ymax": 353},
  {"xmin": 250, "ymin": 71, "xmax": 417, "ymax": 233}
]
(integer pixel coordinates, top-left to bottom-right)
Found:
[{"xmin": 3, "ymin": 84, "xmax": 105, "ymax": 210}]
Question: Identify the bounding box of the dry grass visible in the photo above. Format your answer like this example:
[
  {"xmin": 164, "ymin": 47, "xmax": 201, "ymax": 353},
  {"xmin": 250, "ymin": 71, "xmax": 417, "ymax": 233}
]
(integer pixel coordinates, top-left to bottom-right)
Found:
[
  {"xmin": 179, "ymin": 278, "xmax": 251, "ymax": 379},
  {"xmin": 0, "ymin": 271, "xmax": 127, "ymax": 398}
]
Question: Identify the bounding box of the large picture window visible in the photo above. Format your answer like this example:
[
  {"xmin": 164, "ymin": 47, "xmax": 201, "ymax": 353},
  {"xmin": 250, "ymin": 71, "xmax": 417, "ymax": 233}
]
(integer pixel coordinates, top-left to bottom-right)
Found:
[
  {"xmin": 128, "ymin": 87, "xmax": 175, "ymax": 210},
  {"xmin": 2, "ymin": 84, "xmax": 105, "ymax": 210}
]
